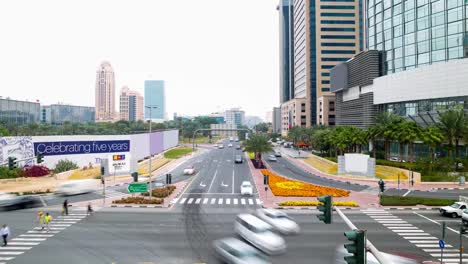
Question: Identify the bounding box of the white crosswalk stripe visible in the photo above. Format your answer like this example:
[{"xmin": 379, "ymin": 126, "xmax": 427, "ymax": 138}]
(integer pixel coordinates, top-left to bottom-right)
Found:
[
  {"xmin": 187, "ymin": 198, "xmax": 194, "ymax": 204},
  {"xmin": 226, "ymin": 198, "xmax": 231, "ymax": 205},
  {"xmin": 12, "ymin": 238, "xmax": 47, "ymax": 241},
  {"xmin": 203, "ymin": 198, "xmax": 209, "ymax": 204},
  {"xmin": 218, "ymin": 198, "xmax": 223, "ymax": 205},
  {"xmin": 8, "ymin": 242, "xmax": 40, "ymax": 246},
  {"xmin": 0, "ymin": 252, "xmax": 23, "ymax": 255},
  {"xmin": 234, "ymin": 199, "xmax": 238, "ymax": 205},
  {"xmin": 248, "ymin": 199, "xmax": 253, "ymax": 205},
  {"xmin": 211, "ymin": 198, "xmax": 216, "ymax": 204},
  {"xmin": 0, "ymin": 247, "xmax": 31, "ymax": 250},
  {"xmin": 195, "ymin": 198, "xmax": 201, "ymax": 204},
  {"xmin": 179, "ymin": 198, "xmax": 187, "ymax": 204},
  {"xmin": 176, "ymin": 196, "xmax": 262, "ymax": 207},
  {"xmin": 241, "ymin": 199, "xmax": 246, "ymax": 205},
  {"xmin": 0, "ymin": 257, "xmax": 14, "ymax": 261}
]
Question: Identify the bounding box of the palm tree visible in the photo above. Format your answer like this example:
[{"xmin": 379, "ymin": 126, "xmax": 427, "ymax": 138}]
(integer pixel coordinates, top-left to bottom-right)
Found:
[
  {"xmin": 438, "ymin": 110, "xmax": 463, "ymax": 158},
  {"xmin": 397, "ymin": 121, "xmax": 421, "ymax": 162},
  {"xmin": 420, "ymin": 126, "xmax": 444, "ymax": 162},
  {"xmin": 287, "ymin": 126, "xmax": 303, "ymax": 145},
  {"xmin": 374, "ymin": 112, "xmax": 403, "ymax": 160},
  {"xmin": 244, "ymin": 134, "xmax": 273, "ymax": 164}
]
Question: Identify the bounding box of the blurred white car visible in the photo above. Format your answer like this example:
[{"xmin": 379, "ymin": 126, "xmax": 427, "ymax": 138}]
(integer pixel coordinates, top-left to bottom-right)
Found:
[
  {"xmin": 213, "ymin": 237, "xmax": 271, "ymax": 264},
  {"xmin": 55, "ymin": 180, "xmax": 98, "ymax": 196},
  {"xmin": 218, "ymin": 145, "xmax": 225, "ymax": 149},
  {"xmin": 0, "ymin": 192, "xmax": 16, "ymax": 201},
  {"xmin": 183, "ymin": 166, "xmax": 195, "ymax": 175},
  {"xmin": 228, "ymin": 143, "xmax": 233, "ymax": 148},
  {"xmin": 256, "ymin": 209, "xmax": 300, "ymax": 235},
  {"xmin": 267, "ymin": 155, "xmax": 277, "ymax": 161},
  {"xmin": 235, "ymin": 214, "xmax": 286, "ymax": 255},
  {"xmin": 240, "ymin": 181, "xmax": 253, "ymax": 196}
]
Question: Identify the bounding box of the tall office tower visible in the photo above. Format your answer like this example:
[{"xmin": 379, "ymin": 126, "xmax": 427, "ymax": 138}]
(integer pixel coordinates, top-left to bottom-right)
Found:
[
  {"xmin": 292, "ymin": 0, "xmax": 363, "ymax": 126},
  {"xmin": 95, "ymin": 61, "xmax": 116, "ymax": 122},
  {"xmin": 119, "ymin": 86, "xmax": 144, "ymax": 121},
  {"xmin": 225, "ymin": 108, "xmax": 245, "ymax": 127},
  {"xmin": 144, "ymin": 80, "xmax": 166, "ymax": 121},
  {"xmin": 278, "ymin": 0, "xmax": 295, "ymax": 104}
]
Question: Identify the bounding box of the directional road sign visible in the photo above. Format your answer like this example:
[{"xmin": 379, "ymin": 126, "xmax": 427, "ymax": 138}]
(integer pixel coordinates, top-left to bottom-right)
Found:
[{"xmin": 128, "ymin": 183, "xmax": 148, "ymax": 193}]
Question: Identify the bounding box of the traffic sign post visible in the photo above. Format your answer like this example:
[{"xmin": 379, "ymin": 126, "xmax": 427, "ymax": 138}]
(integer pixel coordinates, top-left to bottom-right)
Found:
[
  {"xmin": 128, "ymin": 183, "xmax": 148, "ymax": 193},
  {"xmin": 441, "ymin": 222, "xmax": 447, "ymax": 263}
]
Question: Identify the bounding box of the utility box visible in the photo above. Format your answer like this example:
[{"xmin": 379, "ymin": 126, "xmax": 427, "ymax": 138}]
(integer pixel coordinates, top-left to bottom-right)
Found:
[
  {"xmin": 131, "ymin": 172, "xmax": 138, "ymax": 182},
  {"xmin": 460, "ymin": 176, "xmax": 465, "ymax": 185}
]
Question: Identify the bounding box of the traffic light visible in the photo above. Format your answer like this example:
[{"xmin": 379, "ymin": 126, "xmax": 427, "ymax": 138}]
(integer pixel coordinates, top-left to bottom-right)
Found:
[
  {"xmin": 317, "ymin": 195, "xmax": 332, "ymax": 224},
  {"xmin": 343, "ymin": 229, "xmax": 366, "ymax": 264},
  {"xmin": 263, "ymin": 174, "xmax": 269, "ymax": 185},
  {"xmin": 36, "ymin": 153, "xmax": 44, "ymax": 164},
  {"xmin": 100, "ymin": 166, "xmax": 105, "ymax": 176},
  {"xmin": 378, "ymin": 179, "xmax": 385, "ymax": 193},
  {"xmin": 8, "ymin": 157, "xmax": 17, "ymax": 170},
  {"xmin": 131, "ymin": 172, "xmax": 138, "ymax": 182}
]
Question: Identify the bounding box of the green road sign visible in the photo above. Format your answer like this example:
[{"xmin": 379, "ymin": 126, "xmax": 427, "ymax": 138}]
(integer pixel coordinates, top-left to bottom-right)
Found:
[{"xmin": 127, "ymin": 183, "xmax": 148, "ymax": 193}]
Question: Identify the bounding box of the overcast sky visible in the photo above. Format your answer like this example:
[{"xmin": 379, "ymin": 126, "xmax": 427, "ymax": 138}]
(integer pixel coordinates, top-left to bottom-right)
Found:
[{"xmin": 0, "ymin": 0, "xmax": 279, "ymax": 119}]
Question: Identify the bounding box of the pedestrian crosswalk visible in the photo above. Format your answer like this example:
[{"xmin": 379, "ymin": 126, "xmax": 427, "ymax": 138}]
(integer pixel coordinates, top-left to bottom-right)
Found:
[
  {"xmin": 171, "ymin": 196, "xmax": 263, "ymax": 207},
  {"xmin": 0, "ymin": 212, "xmax": 90, "ymax": 264},
  {"xmin": 361, "ymin": 209, "xmax": 462, "ymax": 263}
]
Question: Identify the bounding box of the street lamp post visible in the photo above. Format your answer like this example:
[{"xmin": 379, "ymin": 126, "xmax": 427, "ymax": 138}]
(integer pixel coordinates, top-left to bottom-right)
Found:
[{"xmin": 146, "ymin": 106, "xmax": 158, "ymax": 200}]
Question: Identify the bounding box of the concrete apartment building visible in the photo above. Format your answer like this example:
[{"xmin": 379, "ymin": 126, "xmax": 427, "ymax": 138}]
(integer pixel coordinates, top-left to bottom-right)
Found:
[
  {"xmin": 119, "ymin": 86, "xmax": 144, "ymax": 122},
  {"xmin": 95, "ymin": 61, "xmax": 116, "ymax": 122}
]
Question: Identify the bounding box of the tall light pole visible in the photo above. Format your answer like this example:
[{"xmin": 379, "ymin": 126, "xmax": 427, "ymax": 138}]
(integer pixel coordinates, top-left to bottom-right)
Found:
[{"xmin": 146, "ymin": 105, "xmax": 158, "ymax": 200}]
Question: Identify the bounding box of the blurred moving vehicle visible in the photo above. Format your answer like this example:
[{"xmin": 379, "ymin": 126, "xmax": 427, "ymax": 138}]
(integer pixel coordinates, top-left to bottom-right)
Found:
[
  {"xmin": 235, "ymin": 155, "xmax": 243, "ymax": 164},
  {"xmin": 55, "ymin": 179, "xmax": 98, "ymax": 196},
  {"xmin": 235, "ymin": 137, "xmax": 239, "ymax": 142},
  {"xmin": 236, "ymin": 145, "xmax": 241, "ymax": 150},
  {"xmin": 183, "ymin": 165, "xmax": 196, "ymax": 175},
  {"xmin": 0, "ymin": 195, "xmax": 42, "ymax": 211},
  {"xmin": 256, "ymin": 209, "xmax": 300, "ymax": 235},
  {"xmin": 241, "ymin": 147, "xmax": 246, "ymax": 152},
  {"xmin": 274, "ymin": 152, "xmax": 282, "ymax": 157},
  {"xmin": 240, "ymin": 181, "xmax": 253, "ymax": 196},
  {"xmin": 267, "ymin": 155, "xmax": 277, "ymax": 161},
  {"xmin": 218, "ymin": 145, "xmax": 225, "ymax": 149},
  {"xmin": 0, "ymin": 192, "xmax": 16, "ymax": 201},
  {"xmin": 228, "ymin": 143, "xmax": 233, "ymax": 148},
  {"xmin": 213, "ymin": 237, "xmax": 271, "ymax": 264},
  {"xmin": 334, "ymin": 246, "xmax": 419, "ymax": 264},
  {"xmin": 214, "ymin": 144, "xmax": 218, "ymax": 148},
  {"xmin": 234, "ymin": 214, "xmax": 286, "ymax": 255}
]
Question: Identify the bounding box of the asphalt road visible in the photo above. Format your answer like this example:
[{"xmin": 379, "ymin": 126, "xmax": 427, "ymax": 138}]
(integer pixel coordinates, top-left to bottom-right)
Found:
[{"xmin": 264, "ymin": 153, "xmax": 369, "ymax": 192}]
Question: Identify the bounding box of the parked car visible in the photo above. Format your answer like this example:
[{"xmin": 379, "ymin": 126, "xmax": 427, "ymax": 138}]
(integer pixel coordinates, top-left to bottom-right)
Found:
[
  {"xmin": 256, "ymin": 209, "xmax": 300, "ymax": 235},
  {"xmin": 183, "ymin": 165, "xmax": 196, "ymax": 175},
  {"xmin": 55, "ymin": 179, "xmax": 98, "ymax": 196},
  {"xmin": 235, "ymin": 155, "xmax": 243, "ymax": 164},
  {"xmin": 0, "ymin": 195, "xmax": 42, "ymax": 211},
  {"xmin": 213, "ymin": 237, "xmax": 271, "ymax": 264},
  {"xmin": 240, "ymin": 181, "xmax": 253, "ymax": 196},
  {"xmin": 234, "ymin": 214, "xmax": 286, "ymax": 255},
  {"xmin": 267, "ymin": 155, "xmax": 277, "ymax": 161},
  {"xmin": 440, "ymin": 202, "xmax": 468, "ymax": 218}
]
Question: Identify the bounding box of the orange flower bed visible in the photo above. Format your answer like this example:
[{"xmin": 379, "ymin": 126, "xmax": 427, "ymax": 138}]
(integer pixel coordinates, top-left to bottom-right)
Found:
[{"xmin": 261, "ymin": 169, "xmax": 350, "ymax": 197}]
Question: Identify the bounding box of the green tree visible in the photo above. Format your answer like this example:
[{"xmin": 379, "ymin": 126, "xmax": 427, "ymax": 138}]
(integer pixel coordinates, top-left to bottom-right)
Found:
[
  {"xmin": 420, "ymin": 126, "xmax": 444, "ymax": 162},
  {"xmin": 438, "ymin": 110, "xmax": 464, "ymax": 158},
  {"xmin": 373, "ymin": 112, "xmax": 403, "ymax": 160},
  {"xmin": 0, "ymin": 124, "xmax": 10, "ymax": 136},
  {"xmin": 244, "ymin": 134, "xmax": 273, "ymax": 163},
  {"xmin": 254, "ymin": 122, "xmax": 270, "ymax": 133},
  {"xmin": 397, "ymin": 121, "xmax": 421, "ymax": 162},
  {"xmin": 287, "ymin": 126, "xmax": 303, "ymax": 145}
]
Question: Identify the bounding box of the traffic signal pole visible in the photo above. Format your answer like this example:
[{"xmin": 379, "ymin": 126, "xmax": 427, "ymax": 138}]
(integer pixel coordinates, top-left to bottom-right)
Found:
[{"xmin": 335, "ymin": 207, "xmax": 393, "ymax": 264}]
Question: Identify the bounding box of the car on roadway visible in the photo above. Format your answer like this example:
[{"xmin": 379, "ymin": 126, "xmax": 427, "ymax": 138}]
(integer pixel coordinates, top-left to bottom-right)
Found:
[
  {"xmin": 55, "ymin": 179, "xmax": 98, "ymax": 196},
  {"xmin": 218, "ymin": 145, "xmax": 225, "ymax": 149},
  {"xmin": 0, "ymin": 195, "xmax": 42, "ymax": 211},
  {"xmin": 214, "ymin": 144, "xmax": 218, "ymax": 148},
  {"xmin": 267, "ymin": 155, "xmax": 277, "ymax": 161},
  {"xmin": 236, "ymin": 145, "xmax": 241, "ymax": 150},
  {"xmin": 0, "ymin": 192, "xmax": 16, "ymax": 201},
  {"xmin": 234, "ymin": 214, "xmax": 286, "ymax": 255},
  {"xmin": 240, "ymin": 181, "xmax": 253, "ymax": 196},
  {"xmin": 274, "ymin": 152, "xmax": 281, "ymax": 157},
  {"xmin": 256, "ymin": 209, "xmax": 300, "ymax": 235},
  {"xmin": 235, "ymin": 155, "xmax": 243, "ymax": 164},
  {"xmin": 183, "ymin": 165, "xmax": 196, "ymax": 175},
  {"xmin": 241, "ymin": 147, "xmax": 246, "ymax": 152},
  {"xmin": 235, "ymin": 137, "xmax": 239, "ymax": 142},
  {"xmin": 440, "ymin": 202, "xmax": 468, "ymax": 218},
  {"xmin": 334, "ymin": 246, "xmax": 419, "ymax": 264},
  {"xmin": 228, "ymin": 143, "xmax": 233, "ymax": 148},
  {"xmin": 213, "ymin": 237, "xmax": 271, "ymax": 264}
]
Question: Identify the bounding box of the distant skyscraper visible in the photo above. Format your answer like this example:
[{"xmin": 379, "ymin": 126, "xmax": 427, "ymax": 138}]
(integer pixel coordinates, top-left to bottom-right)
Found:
[
  {"xmin": 144, "ymin": 80, "xmax": 166, "ymax": 121},
  {"xmin": 278, "ymin": 0, "xmax": 294, "ymax": 104},
  {"xmin": 225, "ymin": 108, "xmax": 245, "ymax": 127},
  {"xmin": 120, "ymin": 86, "xmax": 144, "ymax": 122},
  {"xmin": 95, "ymin": 61, "xmax": 116, "ymax": 122}
]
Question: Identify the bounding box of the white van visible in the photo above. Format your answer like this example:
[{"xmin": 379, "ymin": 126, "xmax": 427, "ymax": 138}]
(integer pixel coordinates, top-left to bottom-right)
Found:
[
  {"xmin": 55, "ymin": 179, "xmax": 98, "ymax": 196},
  {"xmin": 234, "ymin": 214, "xmax": 286, "ymax": 255}
]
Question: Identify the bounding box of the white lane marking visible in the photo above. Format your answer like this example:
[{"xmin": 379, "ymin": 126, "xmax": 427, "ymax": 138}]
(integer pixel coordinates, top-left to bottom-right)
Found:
[
  {"xmin": 187, "ymin": 198, "xmax": 194, "ymax": 204},
  {"xmin": 232, "ymin": 169, "xmax": 235, "ymax": 194},
  {"xmin": 377, "ymin": 221, "xmax": 407, "ymax": 224},
  {"xmin": 49, "ymin": 224, "xmax": 72, "ymax": 227},
  {"xmin": 423, "ymin": 249, "xmax": 459, "ymax": 252},
  {"xmin": 195, "ymin": 198, "xmax": 201, "ymax": 204},
  {"xmin": 409, "ymin": 240, "xmax": 439, "ymax": 243},
  {"xmin": 12, "ymin": 238, "xmax": 47, "ymax": 241},
  {"xmin": 211, "ymin": 198, "xmax": 216, "ymax": 205},
  {"xmin": 382, "ymin": 223, "xmax": 413, "ymax": 226},
  {"xmin": 8, "ymin": 242, "xmax": 40, "ymax": 246},
  {"xmin": 393, "ymin": 230, "xmax": 425, "ymax": 233},
  {"xmin": 208, "ymin": 170, "xmax": 218, "ymax": 193},
  {"xmin": 33, "ymin": 227, "xmax": 66, "ymax": 230},
  {"xmin": 0, "ymin": 247, "xmax": 31, "ymax": 250},
  {"xmin": 256, "ymin": 199, "xmax": 262, "ymax": 204},
  {"xmin": 387, "ymin": 226, "xmax": 418, "ymax": 229},
  {"xmin": 403, "ymin": 236, "xmax": 437, "ymax": 240},
  {"xmin": 397, "ymin": 233, "xmax": 431, "ymax": 236},
  {"xmin": 218, "ymin": 198, "xmax": 223, "ymax": 205},
  {"xmin": 27, "ymin": 231, "xmax": 59, "ymax": 234},
  {"xmin": 226, "ymin": 198, "xmax": 231, "ymax": 205},
  {"xmin": 416, "ymin": 244, "xmax": 453, "ymax": 248},
  {"xmin": 414, "ymin": 212, "xmax": 464, "ymax": 236},
  {"xmin": 179, "ymin": 198, "xmax": 187, "ymax": 204},
  {"xmin": 0, "ymin": 257, "xmax": 15, "ymax": 260},
  {"xmin": 402, "ymin": 190, "xmax": 412, "ymax": 197},
  {"xmin": 234, "ymin": 199, "xmax": 238, "ymax": 205},
  {"xmin": 203, "ymin": 198, "xmax": 209, "ymax": 204},
  {"xmin": 241, "ymin": 199, "xmax": 246, "ymax": 205},
  {"xmin": 20, "ymin": 234, "xmax": 54, "ymax": 237},
  {"xmin": 248, "ymin": 199, "xmax": 253, "ymax": 205},
  {"xmin": 0, "ymin": 252, "xmax": 23, "ymax": 255}
]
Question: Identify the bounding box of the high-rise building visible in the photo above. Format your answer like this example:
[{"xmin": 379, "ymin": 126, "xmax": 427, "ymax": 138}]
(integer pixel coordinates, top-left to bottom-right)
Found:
[
  {"xmin": 41, "ymin": 104, "xmax": 95, "ymax": 125},
  {"xmin": 119, "ymin": 86, "xmax": 144, "ymax": 122},
  {"xmin": 144, "ymin": 80, "xmax": 166, "ymax": 121},
  {"xmin": 291, "ymin": 0, "xmax": 363, "ymax": 126},
  {"xmin": 0, "ymin": 97, "xmax": 40, "ymax": 125},
  {"xmin": 95, "ymin": 61, "xmax": 116, "ymax": 122},
  {"xmin": 272, "ymin": 107, "xmax": 282, "ymax": 134},
  {"xmin": 278, "ymin": 0, "xmax": 295, "ymax": 104},
  {"xmin": 225, "ymin": 108, "xmax": 245, "ymax": 127}
]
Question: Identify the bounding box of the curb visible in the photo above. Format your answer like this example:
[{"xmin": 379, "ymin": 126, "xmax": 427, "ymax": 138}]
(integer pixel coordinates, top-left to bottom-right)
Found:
[
  {"xmin": 430, "ymin": 187, "xmax": 466, "ymax": 191},
  {"xmin": 110, "ymin": 204, "xmax": 164, "ymax": 208}
]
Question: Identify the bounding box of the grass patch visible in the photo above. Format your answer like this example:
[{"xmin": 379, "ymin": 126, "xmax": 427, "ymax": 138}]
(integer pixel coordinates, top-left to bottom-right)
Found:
[
  {"xmin": 180, "ymin": 136, "xmax": 222, "ymax": 144},
  {"xmin": 138, "ymin": 158, "xmax": 170, "ymax": 176},
  {"xmin": 380, "ymin": 195, "xmax": 455, "ymax": 206},
  {"xmin": 69, "ymin": 167, "xmax": 100, "ymax": 180},
  {"xmin": 304, "ymin": 156, "xmax": 337, "ymax": 174},
  {"xmin": 164, "ymin": 147, "xmax": 194, "ymax": 159},
  {"xmin": 375, "ymin": 166, "xmax": 408, "ymax": 180}
]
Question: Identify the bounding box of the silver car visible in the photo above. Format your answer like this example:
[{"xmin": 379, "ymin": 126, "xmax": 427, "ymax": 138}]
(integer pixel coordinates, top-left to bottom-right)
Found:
[
  {"xmin": 213, "ymin": 237, "xmax": 270, "ymax": 264},
  {"xmin": 267, "ymin": 155, "xmax": 277, "ymax": 161}
]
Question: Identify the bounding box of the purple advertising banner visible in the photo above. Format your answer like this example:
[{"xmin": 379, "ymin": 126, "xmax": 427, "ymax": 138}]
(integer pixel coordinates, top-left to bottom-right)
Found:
[{"xmin": 150, "ymin": 132, "xmax": 164, "ymax": 155}]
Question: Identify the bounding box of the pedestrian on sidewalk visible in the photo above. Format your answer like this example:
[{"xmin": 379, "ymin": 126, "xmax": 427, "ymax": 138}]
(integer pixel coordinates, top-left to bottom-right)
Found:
[
  {"xmin": 37, "ymin": 211, "xmax": 45, "ymax": 230},
  {"xmin": 1, "ymin": 224, "xmax": 10, "ymax": 246},
  {"xmin": 44, "ymin": 213, "xmax": 52, "ymax": 232},
  {"xmin": 62, "ymin": 199, "xmax": 69, "ymax": 216}
]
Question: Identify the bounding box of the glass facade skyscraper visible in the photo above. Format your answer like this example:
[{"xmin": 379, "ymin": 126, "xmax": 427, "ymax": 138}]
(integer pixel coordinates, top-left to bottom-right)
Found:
[
  {"xmin": 367, "ymin": 0, "xmax": 468, "ymax": 74},
  {"xmin": 0, "ymin": 98, "xmax": 40, "ymax": 125},
  {"xmin": 41, "ymin": 104, "xmax": 95, "ymax": 125},
  {"xmin": 144, "ymin": 80, "xmax": 166, "ymax": 120},
  {"xmin": 278, "ymin": 0, "xmax": 295, "ymax": 104}
]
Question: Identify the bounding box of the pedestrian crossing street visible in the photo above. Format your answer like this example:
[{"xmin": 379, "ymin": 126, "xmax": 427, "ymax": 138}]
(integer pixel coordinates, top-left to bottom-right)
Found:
[
  {"xmin": 0, "ymin": 211, "xmax": 90, "ymax": 264},
  {"xmin": 171, "ymin": 196, "xmax": 263, "ymax": 207},
  {"xmin": 362, "ymin": 209, "xmax": 464, "ymax": 263}
]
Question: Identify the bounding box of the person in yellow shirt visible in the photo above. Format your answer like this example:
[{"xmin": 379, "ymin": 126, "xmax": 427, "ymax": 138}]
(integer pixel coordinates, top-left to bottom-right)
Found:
[
  {"xmin": 44, "ymin": 213, "xmax": 52, "ymax": 232},
  {"xmin": 37, "ymin": 211, "xmax": 44, "ymax": 230}
]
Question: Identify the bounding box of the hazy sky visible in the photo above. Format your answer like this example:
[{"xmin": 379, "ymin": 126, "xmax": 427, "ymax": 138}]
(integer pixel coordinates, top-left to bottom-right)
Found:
[{"xmin": 0, "ymin": 0, "xmax": 279, "ymax": 119}]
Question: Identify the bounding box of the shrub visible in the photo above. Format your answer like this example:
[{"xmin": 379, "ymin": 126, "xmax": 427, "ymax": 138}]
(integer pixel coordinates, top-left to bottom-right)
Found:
[
  {"xmin": 20, "ymin": 165, "xmax": 50, "ymax": 177},
  {"xmin": 54, "ymin": 159, "xmax": 79, "ymax": 173},
  {"xmin": 0, "ymin": 167, "xmax": 21, "ymax": 179},
  {"xmin": 380, "ymin": 195, "xmax": 455, "ymax": 206},
  {"xmin": 376, "ymin": 159, "xmax": 416, "ymax": 171},
  {"xmin": 113, "ymin": 197, "xmax": 164, "ymax": 204},
  {"xmin": 142, "ymin": 185, "xmax": 176, "ymax": 198}
]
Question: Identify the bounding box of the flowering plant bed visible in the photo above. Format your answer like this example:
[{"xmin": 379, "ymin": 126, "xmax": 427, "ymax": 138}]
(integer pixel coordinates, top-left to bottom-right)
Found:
[
  {"xmin": 261, "ymin": 169, "xmax": 349, "ymax": 197},
  {"xmin": 20, "ymin": 165, "xmax": 50, "ymax": 177},
  {"xmin": 112, "ymin": 197, "xmax": 163, "ymax": 204},
  {"xmin": 278, "ymin": 200, "xmax": 358, "ymax": 207},
  {"xmin": 141, "ymin": 185, "xmax": 176, "ymax": 198}
]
